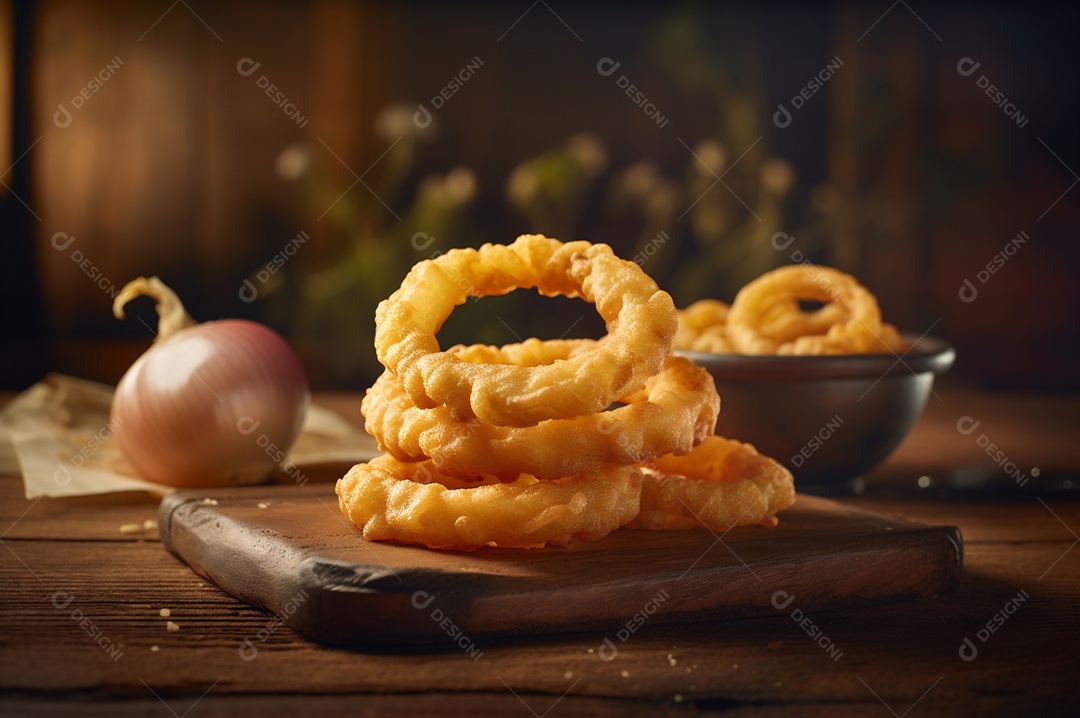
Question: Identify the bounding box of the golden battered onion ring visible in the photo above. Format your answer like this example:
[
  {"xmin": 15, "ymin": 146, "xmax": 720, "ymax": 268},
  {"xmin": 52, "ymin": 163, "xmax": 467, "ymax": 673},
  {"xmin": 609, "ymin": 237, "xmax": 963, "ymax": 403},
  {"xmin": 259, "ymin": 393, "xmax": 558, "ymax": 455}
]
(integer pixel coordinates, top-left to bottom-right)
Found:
[
  {"xmin": 630, "ymin": 436, "xmax": 795, "ymax": 531},
  {"xmin": 449, "ymin": 337, "xmax": 595, "ymax": 366},
  {"xmin": 726, "ymin": 265, "xmax": 904, "ymax": 355},
  {"xmin": 779, "ymin": 321, "xmax": 904, "ymax": 356},
  {"xmin": 674, "ymin": 297, "xmax": 850, "ymax": 354},
  {"xmin": 335, "ymin": 456, "xmax": 642, "ymax": 550},
  {"xmin": 674, "ymin": 299, "xmax": 728, "ymax": 346},
  {"xmin": 674, "ymin": 299, "xmax": 739, "ymax": 353},
  {"xmin": 756, "ymin": 300, "xmax": 848, "ymax": 345},
  {"xmin": 374, "ymin": 234, "xmax": 677, "ymax": 426},
  {"xmin": 362, "ymin": 353, "xmax": 719, "ymax": 480}
]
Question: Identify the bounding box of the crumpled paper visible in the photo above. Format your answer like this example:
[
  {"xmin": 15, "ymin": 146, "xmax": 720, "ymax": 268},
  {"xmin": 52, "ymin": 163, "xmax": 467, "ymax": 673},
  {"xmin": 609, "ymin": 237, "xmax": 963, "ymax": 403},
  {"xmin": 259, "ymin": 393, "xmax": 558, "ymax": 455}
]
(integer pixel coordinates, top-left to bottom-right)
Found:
[{"xmin": 0, "ymin": 374, "xmax": 380, "ymax": 498}]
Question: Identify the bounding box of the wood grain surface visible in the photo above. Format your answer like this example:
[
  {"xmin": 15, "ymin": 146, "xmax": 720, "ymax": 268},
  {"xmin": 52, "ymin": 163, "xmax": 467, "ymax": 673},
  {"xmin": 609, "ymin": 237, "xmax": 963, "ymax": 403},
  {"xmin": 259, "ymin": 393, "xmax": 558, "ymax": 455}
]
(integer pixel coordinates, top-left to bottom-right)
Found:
[{"xmin": 2, "ymin": 389, "xmax": 1078, "ymax": 717}]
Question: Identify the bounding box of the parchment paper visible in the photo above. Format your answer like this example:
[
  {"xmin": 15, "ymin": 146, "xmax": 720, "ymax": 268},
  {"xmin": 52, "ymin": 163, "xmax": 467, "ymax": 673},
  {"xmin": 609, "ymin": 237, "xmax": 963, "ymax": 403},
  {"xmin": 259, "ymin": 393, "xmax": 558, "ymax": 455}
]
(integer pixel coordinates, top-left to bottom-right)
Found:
[{"xmin": 0, "ymin": 374, "xmax": 379, "ymax": 499}]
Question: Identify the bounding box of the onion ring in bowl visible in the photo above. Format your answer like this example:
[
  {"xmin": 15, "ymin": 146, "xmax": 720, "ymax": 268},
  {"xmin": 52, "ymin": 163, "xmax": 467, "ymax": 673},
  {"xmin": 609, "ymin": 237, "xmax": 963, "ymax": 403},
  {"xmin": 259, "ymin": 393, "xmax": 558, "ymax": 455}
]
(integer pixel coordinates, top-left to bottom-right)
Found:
[
  {"xmin": 675, "ymin": 299, "xmax": 729, "ymax": 345},
  {"xmin": 674, "ymin": 297, "xmax": 846, "ymax": 354},
  {"xmin": 629, "ymin": 436, "xmax": 795, "ymax": 531},
  {"xmin": 756, "ymin": 300, "xmax": 847, "ymax": 345},
  {"xmin": 674, "ymin": 299, "xmax": 739, "ymax": 353},
  {"xmin": 374, "ymin": 234, "xmax": 677, "ymax": 426},
  {"xmin": 778, "ymin": 321, "xmax": 904, "ymax": 356},
  {"xmin": 726, "ymin": 265, "xmax": 904, "ymax": 355},
  {"xmin": 335, "ymin": 456, "xmax": 642, "ymax": 550},
  {"xmin": 362, "ymin": 352, "xmax": 719, "ymax": 480}
]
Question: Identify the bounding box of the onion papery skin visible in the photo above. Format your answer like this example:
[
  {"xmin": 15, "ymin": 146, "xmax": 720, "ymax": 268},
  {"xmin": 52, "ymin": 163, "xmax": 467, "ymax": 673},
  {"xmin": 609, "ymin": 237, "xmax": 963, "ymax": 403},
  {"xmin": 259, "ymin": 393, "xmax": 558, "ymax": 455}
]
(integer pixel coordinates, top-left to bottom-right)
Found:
[{"xmin": 110, "ymin": 320, "xmax": 310, "ymax": 488}]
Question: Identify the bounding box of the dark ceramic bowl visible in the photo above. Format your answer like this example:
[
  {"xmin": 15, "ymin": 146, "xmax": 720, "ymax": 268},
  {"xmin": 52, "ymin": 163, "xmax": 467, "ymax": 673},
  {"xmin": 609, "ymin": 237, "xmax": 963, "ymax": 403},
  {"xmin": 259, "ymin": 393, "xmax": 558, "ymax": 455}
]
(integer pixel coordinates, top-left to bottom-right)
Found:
[{"xmin": 676, "ymin": 335, "xmax": 956, "ymax": 492}]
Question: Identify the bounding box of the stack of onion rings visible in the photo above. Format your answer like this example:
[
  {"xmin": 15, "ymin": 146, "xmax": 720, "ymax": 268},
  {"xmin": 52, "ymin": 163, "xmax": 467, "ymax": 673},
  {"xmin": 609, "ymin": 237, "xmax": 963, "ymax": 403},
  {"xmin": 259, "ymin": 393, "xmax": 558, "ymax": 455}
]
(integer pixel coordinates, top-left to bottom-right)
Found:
[
  {"xmin": 338, "ymin": 235, "xmax": 796, "ymax": 550},
  {"xmin": 674, "ymin": 265, "xmax": 905, "ymax": 355}
]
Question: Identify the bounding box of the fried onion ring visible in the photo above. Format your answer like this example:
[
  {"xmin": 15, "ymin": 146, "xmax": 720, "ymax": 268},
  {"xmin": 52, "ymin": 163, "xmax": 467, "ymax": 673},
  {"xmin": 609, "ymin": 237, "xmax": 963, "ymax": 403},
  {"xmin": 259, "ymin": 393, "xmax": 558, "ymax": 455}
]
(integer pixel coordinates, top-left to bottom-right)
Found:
[
  {"xmin": 675, "ymin": 299, "xmax": 729, "ymax": 345},
  {"xmin": 374, "ymin": 234, "xmax": 677, "ymax": 426},
  {"xmin": 335, "ymin": 456, "xmax": 642, "ymax": 550},
  {"xmin": 630, "ymin": 436, "xmax": 795, "ymax": 531},
  {"xmin": 674, "ymin": 299, "xmax": 739, "ymax": 353},
  {"xmin": 726, "ymin": 265, "xmax": 904, "ymax": 355},
  {"xmin": 362, "ymin": 353, "xmax": 719, "ymax": 480},
  {"xmin": 674, "ymin": 297, "xmax": 845, "ymax": 353},
  {"xmin": 449, "ymin": 337, "xmax": 595, "ymax": 366},
  {"xmin": 686, "ymin": 326, "xmax": 737, "ymax": 353}
]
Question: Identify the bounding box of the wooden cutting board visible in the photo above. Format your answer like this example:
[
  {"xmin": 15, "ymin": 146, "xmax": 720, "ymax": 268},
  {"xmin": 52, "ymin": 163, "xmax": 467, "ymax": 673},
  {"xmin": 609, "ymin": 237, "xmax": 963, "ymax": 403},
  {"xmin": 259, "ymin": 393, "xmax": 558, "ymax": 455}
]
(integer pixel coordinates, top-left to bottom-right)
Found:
[{"xmin": 158, "ymin": 484, "xmax": 962, "ymax": 647}]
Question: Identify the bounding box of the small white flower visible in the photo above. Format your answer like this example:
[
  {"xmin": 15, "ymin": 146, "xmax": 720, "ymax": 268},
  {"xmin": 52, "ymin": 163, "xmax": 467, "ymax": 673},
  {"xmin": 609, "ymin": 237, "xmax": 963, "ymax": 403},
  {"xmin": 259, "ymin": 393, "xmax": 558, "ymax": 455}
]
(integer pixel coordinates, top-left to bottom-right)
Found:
[
  {"xmin": 693, "ymin": 140, "xmax": 726, "ymax": 176},
  {"xmin": 275, "ymin": 144, "xmax": 311, "ymax": 181}
]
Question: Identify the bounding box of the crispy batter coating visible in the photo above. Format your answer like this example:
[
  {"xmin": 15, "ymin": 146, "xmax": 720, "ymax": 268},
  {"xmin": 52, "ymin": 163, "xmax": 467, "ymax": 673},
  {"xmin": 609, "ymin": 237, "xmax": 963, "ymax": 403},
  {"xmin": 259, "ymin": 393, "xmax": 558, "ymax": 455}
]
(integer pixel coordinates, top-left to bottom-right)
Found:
[
  {"xmin": 674, "ymin": 265, "xmax": 905, "ymax": 356},
  {"xmin": 374, "ymin": 234, "xmax": 677, "ymax": 426},
  {"xmin": 449, "ymin": 337, "xmax": 595, "ymax": 365},
  {"xmin": 728, "ymin": 265, "xmax": 903, "ymax": 355},
  {"xmin": 630, "ymin": 436, "xmax": 796, "ymax": 531},
  {"xmin": 335, "ymin": 456, "xmax": 643, "ymax": 550},
  {"xmin": 675, "ymin": 299, "xmax": 729, "ymax": 343},
  {"xmin": 362, "ymin": 352, "xmax": 719, "ymax": 480},
  {"xmin": 674, "ymin": 299, "xmax": 738, "ymax": 353}
]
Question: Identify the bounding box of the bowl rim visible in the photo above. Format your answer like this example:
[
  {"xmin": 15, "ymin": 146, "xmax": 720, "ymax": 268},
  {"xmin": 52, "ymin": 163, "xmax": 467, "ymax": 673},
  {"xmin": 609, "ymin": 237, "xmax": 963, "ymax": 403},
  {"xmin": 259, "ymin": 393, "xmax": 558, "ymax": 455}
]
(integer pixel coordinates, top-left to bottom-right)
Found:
[{"xmin": 674, "ymin": 334, "xmax": 956, "ymax": 381}]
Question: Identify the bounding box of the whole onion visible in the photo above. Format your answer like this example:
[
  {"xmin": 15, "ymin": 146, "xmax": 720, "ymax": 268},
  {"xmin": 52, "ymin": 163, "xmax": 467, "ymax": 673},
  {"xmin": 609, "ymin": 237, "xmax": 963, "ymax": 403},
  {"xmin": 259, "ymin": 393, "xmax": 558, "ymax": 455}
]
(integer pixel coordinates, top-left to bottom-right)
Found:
[{"xmin": 110, "ymin": 277, "xmax": 310, "ymax": 488}]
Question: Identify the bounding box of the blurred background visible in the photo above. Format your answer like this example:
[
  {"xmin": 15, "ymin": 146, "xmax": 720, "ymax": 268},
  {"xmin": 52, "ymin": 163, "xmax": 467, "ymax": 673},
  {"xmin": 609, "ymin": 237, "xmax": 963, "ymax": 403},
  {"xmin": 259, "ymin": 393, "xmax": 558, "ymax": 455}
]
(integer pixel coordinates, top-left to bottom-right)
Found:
[{"xmin": 2, "ymin": 0, "xmax": 1078, "ymax": 391}]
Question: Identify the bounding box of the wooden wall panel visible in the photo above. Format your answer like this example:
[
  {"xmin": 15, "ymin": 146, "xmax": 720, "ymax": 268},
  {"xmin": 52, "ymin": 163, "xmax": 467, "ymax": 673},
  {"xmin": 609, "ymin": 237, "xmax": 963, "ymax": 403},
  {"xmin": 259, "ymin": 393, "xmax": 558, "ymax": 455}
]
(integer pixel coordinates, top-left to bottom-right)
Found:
[{"xmin": 30, "ymin": 1, "xmax": 356, "ymax": 331}]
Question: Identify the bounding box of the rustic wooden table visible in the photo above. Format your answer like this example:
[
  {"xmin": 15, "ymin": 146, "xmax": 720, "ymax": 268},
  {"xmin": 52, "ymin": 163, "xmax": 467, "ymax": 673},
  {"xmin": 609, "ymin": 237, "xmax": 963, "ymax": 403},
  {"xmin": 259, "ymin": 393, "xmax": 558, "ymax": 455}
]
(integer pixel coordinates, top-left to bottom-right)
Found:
[{"xmin": 2, "ymin": 386, "xmax": 1078, "ymax": 716}]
